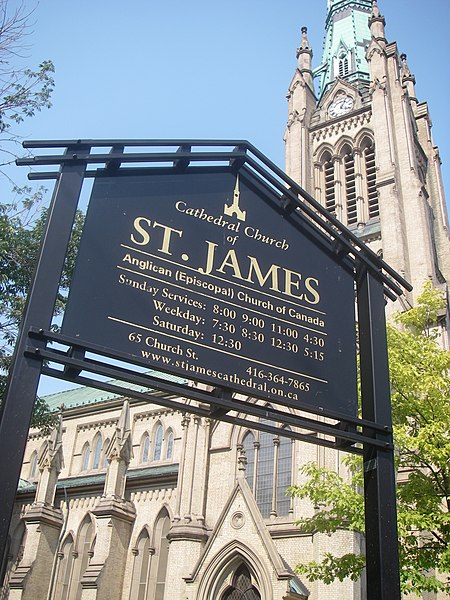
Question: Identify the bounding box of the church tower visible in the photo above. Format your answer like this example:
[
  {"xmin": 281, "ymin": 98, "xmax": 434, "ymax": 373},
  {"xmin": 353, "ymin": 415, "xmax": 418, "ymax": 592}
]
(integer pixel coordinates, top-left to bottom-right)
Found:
[{"xmin": 284, "ymin": 0, "xmax": 450, "ymax": 332}]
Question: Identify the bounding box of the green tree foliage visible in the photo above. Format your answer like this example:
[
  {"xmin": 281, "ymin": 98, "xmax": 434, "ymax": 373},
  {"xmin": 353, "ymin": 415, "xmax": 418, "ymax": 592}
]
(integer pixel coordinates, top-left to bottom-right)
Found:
[
  {"xmin": 0, "ymin": 3, "xmax": 54, "ymax": 172},
  {"xmin": 0, "ymin": 187, "xmax": 84, "ymax": 430},
  {"xmin": 0, "ymin": 1, "xmax": 54, "ymax": 160},
  {"xmin": 289, "ymin": 283, "xmax": 450, "ymax": 595},
  {"xmin": 0, "ymin": 0, "xmax": 58, "ymax": 431}
]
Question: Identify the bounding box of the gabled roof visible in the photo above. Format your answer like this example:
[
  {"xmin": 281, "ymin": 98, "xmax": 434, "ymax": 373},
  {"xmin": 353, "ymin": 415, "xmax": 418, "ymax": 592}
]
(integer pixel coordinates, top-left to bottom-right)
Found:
[{"xmin": 185, "ymin": 477, "xmax": 310, "ymax": 598}]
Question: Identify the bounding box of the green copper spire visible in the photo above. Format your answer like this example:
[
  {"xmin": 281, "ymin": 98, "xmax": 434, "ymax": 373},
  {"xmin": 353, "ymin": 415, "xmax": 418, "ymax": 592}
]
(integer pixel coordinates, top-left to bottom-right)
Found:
[{"xmin": 315, "ymin": 0, "xmax": 373, "ymax": 99}]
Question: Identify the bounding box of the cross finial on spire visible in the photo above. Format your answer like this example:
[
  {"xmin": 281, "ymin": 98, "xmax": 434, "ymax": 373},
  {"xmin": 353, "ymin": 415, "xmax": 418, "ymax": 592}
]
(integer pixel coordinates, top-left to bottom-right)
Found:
[
  {"xmin": 400, "ymin": 53, "xmax": 411, "ymax": 77},
  {"xmin": 300, "ymin": 26, "xmax": 309, "ymax": 50},
  {"xmin": 400, "ymin": 52, "xmax": 416, "ymax": 88},
  {"xmin": 371, "ymin": 0, "xmax": 380, "ymax": 17}
]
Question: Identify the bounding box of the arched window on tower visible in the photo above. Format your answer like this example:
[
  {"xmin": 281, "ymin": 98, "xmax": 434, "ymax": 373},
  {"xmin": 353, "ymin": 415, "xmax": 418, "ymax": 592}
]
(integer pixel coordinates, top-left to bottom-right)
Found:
[
  {"xmin": 343, "ymin": 145, "xmax": 357, "ymax": 226},
  {"xmin": 362, "ymin": 140, "xmax": 379, "ymax": 219},
  {"xmin": 339, "ymin": 54, "xmax": 349, "ymax": 78},
  {"xmin": 323, "ymin": 152, "xmax": 336, "ymax": 216}
]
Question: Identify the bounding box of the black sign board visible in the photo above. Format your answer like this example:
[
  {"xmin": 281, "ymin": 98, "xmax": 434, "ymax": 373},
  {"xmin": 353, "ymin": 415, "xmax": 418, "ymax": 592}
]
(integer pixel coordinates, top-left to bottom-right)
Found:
[{"xmin": 62, "ymin": 168, "xmax": 357, "ymax": 416}]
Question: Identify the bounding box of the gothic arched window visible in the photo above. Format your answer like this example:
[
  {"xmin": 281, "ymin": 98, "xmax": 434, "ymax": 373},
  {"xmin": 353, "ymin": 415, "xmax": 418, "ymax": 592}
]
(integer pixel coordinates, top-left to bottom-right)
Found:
[
  {"xmin": 242, "ymin": 415, "xmax": 293, "ymax": 518},
  {"xmin": 221, "ymin": 564, "xmax": 261, "ymax": 600},
  {"xmin": 153, "ymin": 424, "xmax": 163, "ymax": 461},
  {"xmin": 319, "ymin": 138, "xmax": 378, "ymax": 228},
  {"xmin": 141, "ymin": 432, "xmax": 150, "ymax": 463},
  {"xmin": 81, "ymin": 443, "xmax": 90, "ymax": 472},
  {"xmin": 141, "ymin": 433, "xmax": 150, "ymax": 463},
  {"xmin": 29, "ymin": 450, "xmax": 38, "ymax": 480},
  {"xmin": 71, "ymin": 518, "xmax": 95, "ymax": 600},
  {"xmin": 255, "ymin": 425, "xmax": 275, "ymax": 518},
  {"xmin": 276, "ymin": 429, "xmax": 293, "ymax": 516},
  {"xmin": 165, "ymin": 429, "xmax": 174, "ymax": 460},
  {"xmin": 92, "ymin": 433, "xmax": 102, "ymax": 470},
  {"xmin": 54, "ymin": 535, "xmax": 75, "ymax": 600},
  {"xmin": 129, "ymin": 529, "xmax": 151, "ymax": 600},
  {"xmin": 152, "ymin": 512, "xmax": 170, "ymax": 600}
]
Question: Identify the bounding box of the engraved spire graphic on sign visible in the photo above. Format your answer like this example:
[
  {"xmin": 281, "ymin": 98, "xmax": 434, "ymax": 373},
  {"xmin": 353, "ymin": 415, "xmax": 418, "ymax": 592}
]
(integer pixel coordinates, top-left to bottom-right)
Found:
[{"xmin": 224, "ymin": 175, "xmax": 246, "ymax": 222}]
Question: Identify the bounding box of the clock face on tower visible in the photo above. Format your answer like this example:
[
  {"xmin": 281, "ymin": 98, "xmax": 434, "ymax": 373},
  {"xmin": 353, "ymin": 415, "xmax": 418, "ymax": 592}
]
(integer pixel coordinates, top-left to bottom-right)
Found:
[{"xmin": 328, "ymin": 94, "xmax": 354, "ymax": 118}]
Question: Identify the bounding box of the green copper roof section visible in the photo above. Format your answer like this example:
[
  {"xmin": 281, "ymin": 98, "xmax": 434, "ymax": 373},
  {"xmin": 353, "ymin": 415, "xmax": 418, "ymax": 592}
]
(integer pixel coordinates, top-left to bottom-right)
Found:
[
  {"xmin": 43, "ymin": 369, "xmax": 186, "ymax": 412},
  {"xmin": 315, "ymin": 0, "xmax": 372, "ymax": 99},
  {"xmin": 17, "ymin": 464, "xmax": 179, "ymax": 494}
]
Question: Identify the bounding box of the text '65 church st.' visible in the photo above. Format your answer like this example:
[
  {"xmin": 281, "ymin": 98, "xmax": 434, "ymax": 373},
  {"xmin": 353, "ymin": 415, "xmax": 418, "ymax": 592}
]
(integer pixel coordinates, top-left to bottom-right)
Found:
[{"xmin": 2, "ymin": 1, "xmax": 449, "ymax": 600}]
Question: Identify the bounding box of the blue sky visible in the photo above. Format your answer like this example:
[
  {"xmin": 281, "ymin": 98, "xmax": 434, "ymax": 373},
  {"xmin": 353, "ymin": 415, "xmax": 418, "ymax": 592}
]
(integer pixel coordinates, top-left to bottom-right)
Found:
[
  {"xmin": 6, "ymin": 0, "xmax": 450, "ymax": 190},
  {"xmin": 4, "ymin": 0, "xmax": 449, "ymax": 397}
]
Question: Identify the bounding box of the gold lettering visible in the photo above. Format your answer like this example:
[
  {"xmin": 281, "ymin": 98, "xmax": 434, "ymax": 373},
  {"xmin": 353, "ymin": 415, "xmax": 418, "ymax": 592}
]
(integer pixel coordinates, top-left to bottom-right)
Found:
[
  {"xmin": 131, "ymin": 217, "xmax": 152, "ymax": 246},
  {"xmin": 217, "ymin": 249, "xmax": 243, "ymax": 280},
  {"xmin": 283, "ymin": 268, "xmax": 303, "ymax": 299},
  {"xmin": 245, "ymin": 256, "xmax": 280, "ymax": 292},
  {"xmin": 152, "ymin": 221, "xmax": 183, "ymax": 255},
  {"xmin": 198, "ymin": 240, "xmax": 218, "ymax": 275},
  {"xmin": 304, "ymin": 277, "xmax": 320, "ymax": 304}
]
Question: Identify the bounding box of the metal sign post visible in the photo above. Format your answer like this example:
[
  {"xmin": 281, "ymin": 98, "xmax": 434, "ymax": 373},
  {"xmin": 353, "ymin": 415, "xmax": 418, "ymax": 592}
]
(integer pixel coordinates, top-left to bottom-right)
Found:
[
  {"xmin": 357, "ymin": 267, "xmax": 401, "ymax": 599},
  {"xmin": 0, "ymin": 152, "xmax": 86, "ymax": 561}
]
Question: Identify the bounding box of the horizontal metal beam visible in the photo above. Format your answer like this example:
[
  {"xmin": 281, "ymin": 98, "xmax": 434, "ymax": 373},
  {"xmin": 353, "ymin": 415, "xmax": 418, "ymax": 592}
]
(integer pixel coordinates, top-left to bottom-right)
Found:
[
  {"xmin": 28, "ymin": 327, "xmax": 391, "ymax": 433},
  {"xmin": 17, "ymin": 150, "xmax": 248, "ymax": 167},
  {"xmin": 22, "ymin": 138, "xmax": 252, "ymax": 149}
]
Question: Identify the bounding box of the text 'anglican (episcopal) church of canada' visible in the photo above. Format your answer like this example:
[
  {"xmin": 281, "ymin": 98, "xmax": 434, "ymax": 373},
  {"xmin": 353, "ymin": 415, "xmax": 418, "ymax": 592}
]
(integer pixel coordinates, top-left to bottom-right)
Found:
[{"xmin": 2, "ymin": 1, "xmax": 449, "ymax": 599}]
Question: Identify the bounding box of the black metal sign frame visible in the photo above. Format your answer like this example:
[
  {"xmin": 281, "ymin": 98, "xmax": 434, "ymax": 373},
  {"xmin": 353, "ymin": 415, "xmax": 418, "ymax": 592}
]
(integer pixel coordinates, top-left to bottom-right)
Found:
[{"xmin": 0, "ymin": 139, "xmax": 409, "ymax": 599}]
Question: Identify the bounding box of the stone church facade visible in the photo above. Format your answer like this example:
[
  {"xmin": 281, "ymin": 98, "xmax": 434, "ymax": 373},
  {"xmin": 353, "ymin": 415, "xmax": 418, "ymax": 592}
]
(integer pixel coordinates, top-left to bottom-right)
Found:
[{"xmin": 2, "ymin": 1, "xmax": 449, "ymax": 599}]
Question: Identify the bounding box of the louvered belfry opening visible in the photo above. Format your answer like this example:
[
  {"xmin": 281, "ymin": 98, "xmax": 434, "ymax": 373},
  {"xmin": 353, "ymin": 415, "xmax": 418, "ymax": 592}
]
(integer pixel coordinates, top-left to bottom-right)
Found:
[
  {"xmin": 344, "ymin": 148, "xmax": 357, "ymax": 226},
  {"xmin": 324, "ymin": 153, "xmax": 336, "ymax": 215},
  {"xmin": 364, "ymin": 142, "xmax": 379, "ymax": 219}
]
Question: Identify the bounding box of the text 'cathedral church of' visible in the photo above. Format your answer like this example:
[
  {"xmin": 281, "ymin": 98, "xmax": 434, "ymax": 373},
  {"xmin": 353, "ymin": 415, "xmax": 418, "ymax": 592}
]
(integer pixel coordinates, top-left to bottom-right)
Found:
[{"xmin": 2, "ymin": 1, "xmax": 449, "ymax": 599}]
